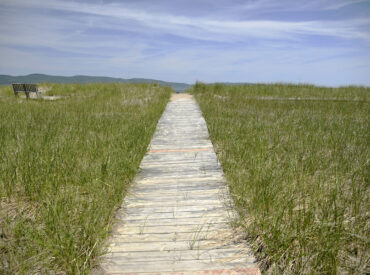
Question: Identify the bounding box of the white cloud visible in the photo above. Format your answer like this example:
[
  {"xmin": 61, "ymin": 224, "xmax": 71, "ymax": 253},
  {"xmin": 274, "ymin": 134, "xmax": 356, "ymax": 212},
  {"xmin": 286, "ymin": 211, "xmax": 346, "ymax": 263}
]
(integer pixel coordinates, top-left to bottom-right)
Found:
[
  {"xmin": 237, "ymin": 0, "xmax": 369, "ymax": 12},
  {"xmin": 0, "ymin": 0, "xmax": 369, "ymax": 85},
  {"xmin": 1, "ymin": 0, "xmax": 370, "ymax": 44}
]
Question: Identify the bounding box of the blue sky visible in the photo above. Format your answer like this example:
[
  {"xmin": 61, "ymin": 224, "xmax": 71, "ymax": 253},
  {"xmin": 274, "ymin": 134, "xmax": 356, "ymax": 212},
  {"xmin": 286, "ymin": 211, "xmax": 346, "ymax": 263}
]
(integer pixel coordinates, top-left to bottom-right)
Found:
[{"xmin": 0, "ymin": 0, "xmax": 369, "ymax": 86}]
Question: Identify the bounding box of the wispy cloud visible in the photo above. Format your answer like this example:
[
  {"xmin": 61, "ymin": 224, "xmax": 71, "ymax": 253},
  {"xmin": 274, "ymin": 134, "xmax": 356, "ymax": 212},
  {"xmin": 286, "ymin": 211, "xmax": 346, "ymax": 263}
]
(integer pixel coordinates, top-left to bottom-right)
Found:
[
  {"xmin": 0, "ymin": 0, "xmax": 369, "ymax": 85},
  {"xmin": 237, "ymin": 0, "xmax": 369, "ymax": 12},
  {"xmin": 4, "ymin": 0, "xmax": 370, "ymax": 42}
]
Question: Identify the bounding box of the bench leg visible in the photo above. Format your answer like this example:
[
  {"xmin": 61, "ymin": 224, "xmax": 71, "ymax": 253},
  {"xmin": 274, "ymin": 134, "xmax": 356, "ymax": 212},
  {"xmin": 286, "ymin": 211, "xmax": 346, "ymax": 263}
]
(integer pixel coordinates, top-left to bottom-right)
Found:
[{"xmin": 25, "ymin": 92, "xmax": 30, "ymax": 99}]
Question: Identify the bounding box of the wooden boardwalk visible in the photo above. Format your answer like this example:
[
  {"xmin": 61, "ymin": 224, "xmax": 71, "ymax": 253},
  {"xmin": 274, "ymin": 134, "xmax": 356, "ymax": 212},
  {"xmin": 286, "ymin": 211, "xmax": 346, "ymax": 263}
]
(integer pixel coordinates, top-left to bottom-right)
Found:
[{"xmin": 98, "ymin": 94, "xmax": 260, "ymax": 275}]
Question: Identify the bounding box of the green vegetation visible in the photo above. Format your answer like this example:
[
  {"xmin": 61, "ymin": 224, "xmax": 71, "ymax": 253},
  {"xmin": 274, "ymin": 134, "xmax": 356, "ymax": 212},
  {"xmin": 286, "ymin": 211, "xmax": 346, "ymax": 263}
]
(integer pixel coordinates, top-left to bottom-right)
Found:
[
  {"xmin": 192, "ymin": 83, "xmax": 369, "ymax": 274},
  {"xmin": 0, "ymin": 83, "xmax": 171, "ymax": 274}
]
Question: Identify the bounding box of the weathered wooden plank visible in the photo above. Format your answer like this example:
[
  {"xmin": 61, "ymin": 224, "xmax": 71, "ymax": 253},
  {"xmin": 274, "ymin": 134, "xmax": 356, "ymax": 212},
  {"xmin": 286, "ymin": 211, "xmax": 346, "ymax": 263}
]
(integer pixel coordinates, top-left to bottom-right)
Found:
[
  {"xmin": 118, "ymin": 213, "xmax": 231, "ymax": 224},
  {"xmin": 122, "ymin": 206, "xmax": 231, "ymax": 216},
  {"xmin": 129, "ymin": 181, "xmax": 226, "ymax": 191},
  {"xmin": 114, "ymin": 222, "xmax": 230, "ymax": 235},
  {"xmin": 139, "ymin": 161, "xmax": 222, "ymax": 170},
  {"xmin": 102, "ymin": 258, "xmax": 256, "ymax": 273},
  {"xmin": 107, "ymin": 240, "xmax": 248, "ymax": 253},
  {"xmin": 123, "ymin": 197, "xmax": 229, "ymax": 206},
  {"xmin": 130, "ymin": 184, "xmax": 227, "ymax": 193},
  {"xmin": 105, "ymin": 248, "xmax": 254, "ymax": 261},
  {"xmin": 116, "ymin": 217, "xmax": 230, "ymax": 229},
  {"xmin": 123, "ymin": 198, "xmax": 231, "ymax": 208},
  {"xmin": 136, "ymin": 174, "xmax": 225, "ymax": 183},
  {"xmin": 140, "ymin": 159, "xmax": 219, "ymax": 167},
  {"xmin": 123, "ymin": 197, "xmax": 228, "ymax": 206},
  {"xmin": 134, "ymin": 174, "xmax": 225, "ymax": 183},
  {"xmin": 126, "ymin": 193, "xmax": 226, "ymax": 200},
  {"xmin": 108, "ymin": 231, "xmax": 225, "ymax": 242},
  {"xmin": 142, "ymin": 148, "xmax": 216, "ymax": 159},
  {"xmin": 121, "ymin": 201, "xmax": 232, "ymax": 211}
]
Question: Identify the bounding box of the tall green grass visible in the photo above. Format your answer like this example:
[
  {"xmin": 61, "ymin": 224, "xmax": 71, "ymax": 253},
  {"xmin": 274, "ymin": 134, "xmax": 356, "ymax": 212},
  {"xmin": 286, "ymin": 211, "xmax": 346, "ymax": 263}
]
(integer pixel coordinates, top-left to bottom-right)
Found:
[
  {"xmin": 192, "ymin": 83, "xmax": 369, "ymax": 274},
  {"xmin": 0, "ymin": 83, "xmax": 171, "ymax": 274}
]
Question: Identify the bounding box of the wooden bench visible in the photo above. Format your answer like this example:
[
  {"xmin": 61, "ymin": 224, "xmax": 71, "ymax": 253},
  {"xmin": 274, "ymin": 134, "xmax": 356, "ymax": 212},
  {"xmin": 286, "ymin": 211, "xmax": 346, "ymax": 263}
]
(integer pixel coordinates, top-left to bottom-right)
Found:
[{"xmin": 12, "ymin": 83, "xmax": 40, "ymax": 98}]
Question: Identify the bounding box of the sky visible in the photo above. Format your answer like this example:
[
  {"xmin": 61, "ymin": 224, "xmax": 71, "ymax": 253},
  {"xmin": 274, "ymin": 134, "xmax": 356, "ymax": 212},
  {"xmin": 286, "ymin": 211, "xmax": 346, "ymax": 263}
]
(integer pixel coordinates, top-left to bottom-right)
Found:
[{"xmin": 0, "ymin": 0, "xmax": 369, "ymax": 86}]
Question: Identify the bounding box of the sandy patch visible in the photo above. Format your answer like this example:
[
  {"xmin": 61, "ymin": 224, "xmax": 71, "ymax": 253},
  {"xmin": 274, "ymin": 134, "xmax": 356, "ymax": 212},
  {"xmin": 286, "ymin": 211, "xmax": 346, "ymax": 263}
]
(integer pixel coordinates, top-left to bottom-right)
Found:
[
  {"xmin": 42, "ymin": 95, "xmax": 63, "ymax": 100},
  {"xmin": 18, "ymin": 94, "xmax": 64, "ymax": 100},
  {"xmin": 38, "ymin": 86, "xmax": 51, "ymax": 94},
  {"xmin": 170, "ymin": 93, "xmax": 193, "ymax": 101}
]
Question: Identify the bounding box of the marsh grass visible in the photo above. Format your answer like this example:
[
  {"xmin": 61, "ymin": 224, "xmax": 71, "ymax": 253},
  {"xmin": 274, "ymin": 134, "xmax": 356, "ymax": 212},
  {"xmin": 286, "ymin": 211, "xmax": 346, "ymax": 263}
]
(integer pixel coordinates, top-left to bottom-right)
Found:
[
  {"xmin": 0, "ymin": 83, "xmax": 171, "ymax": 274},
  {"xmin": 192, "ymin": 83, "xmax": 369, "ymax": 274}
]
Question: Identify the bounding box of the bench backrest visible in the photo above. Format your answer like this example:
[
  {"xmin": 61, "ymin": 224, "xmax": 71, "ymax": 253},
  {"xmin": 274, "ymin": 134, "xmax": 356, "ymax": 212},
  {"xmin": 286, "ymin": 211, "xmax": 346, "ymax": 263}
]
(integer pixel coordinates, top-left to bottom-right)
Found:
[
  {"xmin": 12, "ymin": 83, "xmax": 38, "ymax": 92},
  {"xmin": 12, "ymin": 83, "xmax": 25, "ymax": 92},
  {"xmin": 23, "ymin": 84, "xmax": 38, "ymax": 92}
]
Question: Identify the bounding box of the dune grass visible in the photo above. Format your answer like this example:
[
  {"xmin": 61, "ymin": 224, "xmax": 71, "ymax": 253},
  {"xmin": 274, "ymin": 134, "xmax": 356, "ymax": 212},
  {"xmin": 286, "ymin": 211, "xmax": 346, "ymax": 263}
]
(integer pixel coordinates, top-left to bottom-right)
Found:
[
  {"xmin": 192, "ymin": 83, "xmax": 369, "ymax": 274},
  {"xmin": 0, "ymin": 83, "xmax": 171, "ymax": 274}
]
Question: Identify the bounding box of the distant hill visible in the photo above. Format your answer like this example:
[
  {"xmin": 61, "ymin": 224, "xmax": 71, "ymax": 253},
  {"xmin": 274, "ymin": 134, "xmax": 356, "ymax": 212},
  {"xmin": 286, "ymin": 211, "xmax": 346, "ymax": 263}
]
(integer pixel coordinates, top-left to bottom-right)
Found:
[{"xmin": 0, "ymin": 74, "xmax": 191, "ymax": 92}]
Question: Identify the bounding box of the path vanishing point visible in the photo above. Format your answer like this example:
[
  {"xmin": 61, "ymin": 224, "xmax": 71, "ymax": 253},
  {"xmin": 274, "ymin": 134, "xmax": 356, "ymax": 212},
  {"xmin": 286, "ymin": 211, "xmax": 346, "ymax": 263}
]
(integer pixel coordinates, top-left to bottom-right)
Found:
[{"xmin": 98, "ymin": 94, "xmax": 261, "ymax": 275}]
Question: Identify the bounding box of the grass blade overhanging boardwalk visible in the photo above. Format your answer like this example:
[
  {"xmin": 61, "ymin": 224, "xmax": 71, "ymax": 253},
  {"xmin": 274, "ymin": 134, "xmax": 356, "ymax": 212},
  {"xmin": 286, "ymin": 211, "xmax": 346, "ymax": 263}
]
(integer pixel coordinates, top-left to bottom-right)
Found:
[
  {"xmin": 0, "ymin": 83, "xmax": 171, "ymax": 274},
  {"xmin": 192, "ymin": 83, "xmax": 369, "ymax": 274},
  {"xmin": 97, "ymin": 94, "xmax": 261, "ymax": 274}
]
